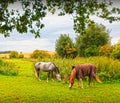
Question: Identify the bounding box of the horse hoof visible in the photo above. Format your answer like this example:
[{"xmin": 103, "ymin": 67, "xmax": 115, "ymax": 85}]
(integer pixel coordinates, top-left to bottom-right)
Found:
[{"xmin": 69, "ymin": 86, "xmax": 72, "ymax": 89}]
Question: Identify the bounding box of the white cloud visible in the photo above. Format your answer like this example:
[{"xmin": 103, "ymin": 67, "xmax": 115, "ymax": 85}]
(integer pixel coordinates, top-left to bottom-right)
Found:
[
  {"xmin": 43, "ymin": 13, "xmax": 73, "ymax": 26},
  {"xmin": 111, "ymin": 37, "xmax": 120, "ymax": 45},
  {"xmin": 0, "ymin": 38, "xmax": 53, "ymax": 52}
]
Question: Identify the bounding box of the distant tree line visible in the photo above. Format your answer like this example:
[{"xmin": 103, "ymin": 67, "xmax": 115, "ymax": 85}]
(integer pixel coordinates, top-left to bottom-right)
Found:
[
  {"xmin": 8, "ymin": 50, "xmax": 55, "ymax": 59},
  {"xmin": 0, "ymin": 51, "xmax": 11, "ymax": 54}
]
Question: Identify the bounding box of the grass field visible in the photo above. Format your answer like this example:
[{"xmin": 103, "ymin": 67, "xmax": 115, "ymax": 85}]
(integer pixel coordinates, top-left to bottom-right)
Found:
[{"xmin": 0, "ymin": 59, "xmax": 120, "ymax": 103}]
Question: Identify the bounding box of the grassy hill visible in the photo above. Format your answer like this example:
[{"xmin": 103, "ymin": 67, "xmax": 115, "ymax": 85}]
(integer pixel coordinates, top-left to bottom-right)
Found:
[{"xmin": 0, "ymin": 58, "xmax": 120, "ymax": 103}]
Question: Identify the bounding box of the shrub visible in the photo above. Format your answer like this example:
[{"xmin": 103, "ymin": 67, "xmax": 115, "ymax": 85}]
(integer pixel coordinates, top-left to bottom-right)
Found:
[
  {"xmin": 30, "ymin": 50, "xmax": 50, "ymax": 59},
  {"xmin": 9, "ymin": 51, "xmax": 19, "ymax": 58},
  {"xmin": 111, "ymin": 42, "xmax": 120, "ymax": 59},
  {"xmin": 18, "ymin": 52, "xmax": 24, "ymax": 58},
  {"xmin": 89, "ymin": 56, "xmax": 120, "ymax": 81},
  {"xmin": 0, "ymin": 59, "xmax": 18, "ymax": 76},
  {"xmin": 99, "ymin": 44, "xmax": 113, "ymax": 57}
]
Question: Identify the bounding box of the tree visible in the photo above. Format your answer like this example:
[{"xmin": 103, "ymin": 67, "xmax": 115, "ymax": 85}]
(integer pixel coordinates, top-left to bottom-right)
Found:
[
  {"xmin": 64, "ymin": 43, "xmax": 77, "ymax": 58},
  {"xmin": 0, "ymin": 0, "xmax": 47, "ymax": 38},
  {"xmin": 55, "ymin": 34, "xmax": 77, "ymax": 58},
  {"xmin": 111, "ymin": 41, "xmax": 120, "ymax": 59},
  {"xmin": 75, "ymin": 22, "xmax": 110, "ymax": 56},
  {"xmin": 84, "ymin": 45, "xmax": 98, "ymax": 57},
  {"xmin": 0, "ymin": 0, "xmax": 120, "ymax": 37}
]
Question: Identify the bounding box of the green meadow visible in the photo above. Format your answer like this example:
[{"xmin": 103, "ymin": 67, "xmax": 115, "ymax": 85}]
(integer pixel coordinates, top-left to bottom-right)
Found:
[{"xmin": 0, "ymin": 58, "xmax": 120, "ymax": 103}]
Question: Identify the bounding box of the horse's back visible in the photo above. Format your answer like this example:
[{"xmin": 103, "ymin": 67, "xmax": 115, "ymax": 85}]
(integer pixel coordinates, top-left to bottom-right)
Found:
[
  {"xmin": 75, "ymin": 64, "xmax": 96, "ymax": 76},
  {"xmin": 75, "ymin": 64, "xmax": 96, "ymax": 70},
  {"xmin": 34, "ymin": 62, "xmax": 40, "ymax": 68},
  {"xmin": 35, "ymin": 62, "xmax": 53, "ymax": 66},
  {"xmin": 34, "ymin": 62, "xmax": 55, "ymax": 71}
]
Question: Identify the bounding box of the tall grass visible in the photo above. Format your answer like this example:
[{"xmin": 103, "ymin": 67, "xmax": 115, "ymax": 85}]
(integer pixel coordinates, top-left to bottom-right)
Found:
[
  {"xmin": 1, "ymin": 55, "xmax": 120, "ymax": 80},
  {"xmin": 37, "ymin": 56, "xmax": 120, "ymax": 81},
  {"xmin": 92, "ymin": 56, "xmax": 120, "ymax": 81},
  {"xmin": 0, "ymin": 59, "xmax": 18, "ymax": 76}
]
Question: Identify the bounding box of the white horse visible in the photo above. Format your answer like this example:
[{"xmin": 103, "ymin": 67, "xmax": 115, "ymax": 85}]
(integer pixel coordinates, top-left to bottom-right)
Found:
[{"xmin": 34, "ymin": 62, "xmax": 61, "ymax": 82}]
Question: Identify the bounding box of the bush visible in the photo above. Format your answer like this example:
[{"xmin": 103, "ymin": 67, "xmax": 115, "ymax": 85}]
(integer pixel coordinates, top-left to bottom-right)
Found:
[
  {"xmin": 18, "ymin": 52, "xmax": 24, "ymax": 58},
  {"xmin": 9, "ymin": 51, "xmax": 19, "ymax": 58},
  {"xmin": 99, "ymin": 44, "xmax": 113, "ymax": 57},
  {"xmin": 90, "ymin": 56, "xmax": 120, "ymax": 81},
  {"xmin": 30, "ymin": 50, "xmax": 50, "ymax": 59},
  {"xmin": 111, "ymin": 42, "xmax": 120, "ymax": 59},
  {"xmin": 0, "ymin": 59, "xmax": 18, "ymax": 76}
]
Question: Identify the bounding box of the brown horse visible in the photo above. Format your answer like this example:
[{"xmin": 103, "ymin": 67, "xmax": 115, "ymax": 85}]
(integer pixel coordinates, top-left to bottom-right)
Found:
[{"xmin": 69, "ymin": 64, "xmax": 102, "ymax": 88}]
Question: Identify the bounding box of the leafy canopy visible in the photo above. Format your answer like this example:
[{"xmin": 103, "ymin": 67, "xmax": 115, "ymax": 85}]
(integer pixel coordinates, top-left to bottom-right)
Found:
[
  {"xmin": 55, "ymin": 34, "xmax": 77, "ymax": 58},
  {"xmin": 0, "ymin": 0, "xmax": 120, "ymax": 37},
  {"xmin": 0, "ymin": 0, "xmax": 47, "ymax": 38},
  {"xmin": 75, "ymin": 22, "xmax": 110, "ymax": 56}
]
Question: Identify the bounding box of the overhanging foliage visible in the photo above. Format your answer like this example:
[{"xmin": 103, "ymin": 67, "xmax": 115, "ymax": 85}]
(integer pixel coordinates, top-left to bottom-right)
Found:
[{"xmin": 0, "ymin": 0, "xmax": 120, "ymax": 37}]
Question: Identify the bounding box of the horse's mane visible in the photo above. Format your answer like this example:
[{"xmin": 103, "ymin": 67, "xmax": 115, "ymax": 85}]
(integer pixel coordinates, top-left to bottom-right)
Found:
[
  {"xmin": 55, "ymin": 66, "xmax": 60, "ymax": 74},
  {"xmin": 70, "ymin": 69, "xmax": 76, "ymax": 83},
  {"xmin": 52, "ymin": 62, "xmax": 60, "ymax": 74}
]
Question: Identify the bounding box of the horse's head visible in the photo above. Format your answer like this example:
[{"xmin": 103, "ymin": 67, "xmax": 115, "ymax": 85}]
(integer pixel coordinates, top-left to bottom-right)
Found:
[
  {"xmin": 69, "ymin": 68, "xmax": 76, "ymax": 88},
  {"xmin": 56, "ymin": 73, "xmax": 61, "ymax": 81},
  {"xmin": 72, "ymin": 66, "xmax": 75, "ymax": 70},
  {"xmin": 54, "ymin": 66, "xmax": 61, "ymax": 81}
]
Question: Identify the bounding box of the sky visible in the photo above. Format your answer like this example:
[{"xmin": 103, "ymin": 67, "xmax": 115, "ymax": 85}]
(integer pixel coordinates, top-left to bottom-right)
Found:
[{"xmin": 0, "ymin": 2, "xmax": 120, "ymax": 52}]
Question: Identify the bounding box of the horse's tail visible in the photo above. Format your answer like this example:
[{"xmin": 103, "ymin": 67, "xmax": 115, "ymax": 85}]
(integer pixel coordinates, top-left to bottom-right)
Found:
[
  {"xmin": 92, "ymin": 65, "xmax": 102, "ymax": 83},
  {"xmin": 94, "ymin": 75, "xmax": 102, "ymax": 83}
]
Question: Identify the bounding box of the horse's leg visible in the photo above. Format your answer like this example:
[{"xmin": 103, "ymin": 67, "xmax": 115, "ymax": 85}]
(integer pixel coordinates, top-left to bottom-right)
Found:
[
  {"xmin": 35, "ymin": 70, "xmax": 38, "ymax": 78},
  {"xmin": 47, "ymin": 71, "xmax": 50, "ymax": 82},
  {"xmin": 51, "ymin": 71, "xmax": 54, "ymax": 81},
  {"xmin": 38, "ymin": 70, "xmax": 41, "ymax": 81},
  {"xmin": 78, "ymin": 81, "xmax": 80, "ymax": 88},
  {"xmin": 35, "ymin": 69, "xmax": 41, "ymax": 81},
  {"xmin": 34, "ymin": 68, "xmax": 38, "ymax": 78},
  {"xmin": 88, "ymin": 76, "xmax": 91, "ymax": 87},
  {"xmin": 79, "ymin": 78, "xmax": 83, "ymax": 88}
]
